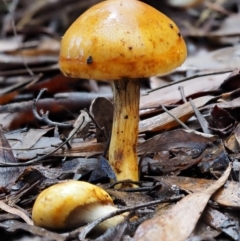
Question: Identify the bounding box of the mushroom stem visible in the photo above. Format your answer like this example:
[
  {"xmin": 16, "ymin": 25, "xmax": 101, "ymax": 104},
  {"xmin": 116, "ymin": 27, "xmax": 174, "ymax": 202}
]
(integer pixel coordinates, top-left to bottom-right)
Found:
[
  {"xmin": 81, "ymin": 204, "xmax": 124, "ymax": 231},
  {"xmin": 109, "ymin": 79, "xmax": 140, "ymax": 182}
]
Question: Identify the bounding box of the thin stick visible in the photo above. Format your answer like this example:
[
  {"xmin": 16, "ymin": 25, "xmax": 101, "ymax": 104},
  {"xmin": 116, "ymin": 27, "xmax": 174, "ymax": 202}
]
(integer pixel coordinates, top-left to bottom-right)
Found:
[
  {"xmin": 161, "ymin": 105, "xmax": 190, "ymax": 130},
  {"xmin": 144, "ymin": 70, "xmax": 232, "ymax": 95},
  {"xmin": 76, "ymin": 195, "xmax": 184, "ymax": 240},
  {"xmin": 178, "ymin": 86, "xmax": 187, "ymax": 103},
  {"xmin": 189, "ymin": 98, "xmax": 211, "ymax": 134},
  {"xmin": 84, "ymin": 108, "xmax": 108, "ymax": 140}
]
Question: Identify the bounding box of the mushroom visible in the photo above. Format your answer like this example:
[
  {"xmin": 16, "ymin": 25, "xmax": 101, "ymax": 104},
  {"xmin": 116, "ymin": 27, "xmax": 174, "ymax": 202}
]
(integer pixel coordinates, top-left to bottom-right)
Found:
[
  {"xmin": 59, "ymin": 0, "xmax": 187, "ymax": 182},
  {"xmin": 32, "ymin": 180, "xmax": 126, "ymax": 231}
]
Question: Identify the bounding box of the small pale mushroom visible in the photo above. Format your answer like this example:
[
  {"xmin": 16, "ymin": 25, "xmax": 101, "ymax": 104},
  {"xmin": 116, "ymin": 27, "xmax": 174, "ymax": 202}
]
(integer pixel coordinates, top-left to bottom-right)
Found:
[
  {"xmin": 59, "ymin": 0, "xmax": 187, "ymax": 182},
  {"xmin": 32, "ymin": 180, "xmax": 126, "ymax": 231}
]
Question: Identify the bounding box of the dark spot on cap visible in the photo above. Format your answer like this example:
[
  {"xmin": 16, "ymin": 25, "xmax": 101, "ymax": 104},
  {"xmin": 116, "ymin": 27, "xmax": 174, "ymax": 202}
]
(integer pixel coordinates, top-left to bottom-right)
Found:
[
  {"xmin": 178, "ymin": 32, "xmax": 181, "ymax": 37},
  {"xmin": 128, "ymin": 46, "xmax": 132, "ymax": 50},
  {"xmin": 169, "ymin": 23, "xmax": 173, "ymax": 29},
  {"xmin": 124, "ymin": 115, "xmax": 128, "ymax": 119},
  {"xmin": 86, "ymin": 56, "xmax": 93, "ymax": 64}
]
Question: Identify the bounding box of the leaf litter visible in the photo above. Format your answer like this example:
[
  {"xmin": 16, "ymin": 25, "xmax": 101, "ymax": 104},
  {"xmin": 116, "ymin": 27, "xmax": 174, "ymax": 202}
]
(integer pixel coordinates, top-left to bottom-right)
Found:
[{"xmin": 0, "ymin": 0, "xmax": 240, "ymax": 240}]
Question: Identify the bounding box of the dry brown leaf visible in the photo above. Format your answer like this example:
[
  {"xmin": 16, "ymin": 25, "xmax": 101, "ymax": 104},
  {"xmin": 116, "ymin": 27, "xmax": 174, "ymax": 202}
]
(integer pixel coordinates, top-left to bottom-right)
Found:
[
  {"xmin": 90, "ymin": 97, "xmax": 113, "ymax": 142},
  {"xmin": 134, "ymin": 164, "xmax": 231, "ymax": 241},
  {"xmin": 138, "ymin": 129, "xmax": 217, "ymax": 154},
  {"xmin": 225, "ymin": 132, "xmax": 239, "ymax": 153},
  {"xmin": 202, "ymin": 207, "xmax": 239, "ymax": 240},
  {"xmin": 139, "ymin": 96, "xmax": 213, "ymax": 133},
  {"xmin": 151, "ymin": 176, "xmax": 240, "ymax": 208}
]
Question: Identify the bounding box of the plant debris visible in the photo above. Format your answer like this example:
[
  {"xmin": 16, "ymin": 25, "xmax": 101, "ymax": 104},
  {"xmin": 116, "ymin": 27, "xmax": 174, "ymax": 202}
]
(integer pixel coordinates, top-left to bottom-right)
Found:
[{"xmin": 0, "ymin": 0, "xmax": 240, "ymax": 240}]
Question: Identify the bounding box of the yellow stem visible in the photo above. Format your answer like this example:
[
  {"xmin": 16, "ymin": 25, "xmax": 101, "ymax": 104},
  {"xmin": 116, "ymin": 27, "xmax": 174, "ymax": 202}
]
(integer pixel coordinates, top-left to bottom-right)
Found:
[{"xmin": 109, "ymin": 79, "xmax": 140, "ymax": 182}]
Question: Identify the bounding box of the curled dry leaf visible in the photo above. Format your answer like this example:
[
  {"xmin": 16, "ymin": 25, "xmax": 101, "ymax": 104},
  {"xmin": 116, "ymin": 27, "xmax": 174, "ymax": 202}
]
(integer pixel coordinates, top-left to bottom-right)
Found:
[
  {"xmin": 220, "ymin": 68, "xmax": 240, "ymax": 92},
  {"xmin": 134, "ymin": 164, "xmax": 231, "ymax": 241},
  {"xmin": 90, "ymin": 97, "xmax": 113, "ymax": 142},
  {"xmin": 208, "ymin": 105, "xmax": 237, "ymax": 135}
]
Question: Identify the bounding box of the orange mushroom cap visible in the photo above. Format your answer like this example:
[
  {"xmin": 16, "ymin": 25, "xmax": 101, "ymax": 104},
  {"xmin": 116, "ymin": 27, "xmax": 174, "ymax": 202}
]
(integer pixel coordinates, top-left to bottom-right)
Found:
[{"xmin": 59, "ymin": 0, "xmax": 187, "ymax": 80}]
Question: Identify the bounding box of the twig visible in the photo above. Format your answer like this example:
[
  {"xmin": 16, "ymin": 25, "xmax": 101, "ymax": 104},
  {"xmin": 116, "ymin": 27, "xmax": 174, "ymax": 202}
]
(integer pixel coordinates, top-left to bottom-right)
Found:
[
  {"xmin": 84, "ymin": 108, "xmax": 111, "ymax": 158},
  {"xmin": 0, "ymin": 116, "xmax": 85, "ymax": 167},
  {"xmin": 0, "ymin": 146, "xmax": 50, "ymax": 151},
  {"xmin": 189, "ymin": 98, "xmax": 211, "ymax": 134},
  {"xmin": 143, "ymin": 70, "xmax": 232, "ymax": 95},
  {"xmin": 84, "ymin": 108, "xmax": 108, "ymax": 141},
  {"xmin": 6, "ymin": 127, "xmax": 29, "ymax": 135},
  {"xmin": 32, "ymin": 89, "xmax": 73, "ymax": 128},
  {"xmin": 121, "ymin": 186, "xmax": 154, "ymax": 192},
  {"xmin": 161, "ymin": 105, "xmax": 190, "ymax": 130},
  {"xmin": 178, "ymin": 86, "xmax": 187, "ymax": 103},
  {"xmin": 60, "ymin": 134, "xmax": 72, "ymax": 149},
  {"xmin": 7, "ymin": 180, "xmax": 41, "ymax": 206},
  {"xmin": 74, "ymin": 195, "xmax": 184, "ymax": 240}
]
